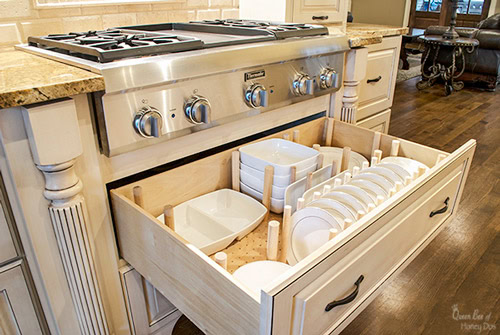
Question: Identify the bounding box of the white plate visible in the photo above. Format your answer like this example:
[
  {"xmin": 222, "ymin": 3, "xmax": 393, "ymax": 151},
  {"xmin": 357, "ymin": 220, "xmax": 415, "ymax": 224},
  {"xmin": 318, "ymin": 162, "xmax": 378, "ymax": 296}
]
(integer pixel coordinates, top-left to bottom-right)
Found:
[
  {"xmin": 360, "ymin": 166, "xmax": 403, "ymax": 185},
  {"xmin": 284, "ymin": 164, "xmax": 334, "ymax": 213},
  {"xmin": 317, "ymin": 147, "xmax": 368, "ymax": 171},
  {"xmin": 322, "ymin": 191, "xmax": 365, "ymax": 215},
  {"xmin": 240, "ymin": 182, "xmax": 284, "ymax": 213},
  {"xmin": 157, "ymin": 189, "xmax": 267, "ymax": 255},
  {"xmin": 306, "ymin": 198, "xmax": 355, "ymax": 223},
  {"xmin": 377, "ymin": 163, "xmax": 411, "ymax": 180},
  {"xmin": 302, "ymin": 170, "xmax": 351, "ymax": 204},
  {"xmin": 332, "ymin": 185, "xmax": 374, "ymax": 210},
  {"xmin": 233, "ymin": 261, "xmax": 291, "ymax": 298},
  {"xmin": 240, "ymin": 162, "xmax": 317, "ymax": 188},
  {"xmin": 351, "ymin": 172, "xmax": 393, "ymax": 193},
  {"xmin": 240, "ymin": 170, "xmax": 286, "ymax": 199},
  {"xmin": 348, "ymin": 179, "xmax": 388, "ymax": 201},
  {"xmin": 239, "ymin": 139, "xmax": 319, "ymax": 175},
  {"xmin": 287, "ymin": 207, "xmax": 343, "ymax": 265},
  {"xmin": 380, "ymin": 157, "xmax": 429, "ymax": 175}
]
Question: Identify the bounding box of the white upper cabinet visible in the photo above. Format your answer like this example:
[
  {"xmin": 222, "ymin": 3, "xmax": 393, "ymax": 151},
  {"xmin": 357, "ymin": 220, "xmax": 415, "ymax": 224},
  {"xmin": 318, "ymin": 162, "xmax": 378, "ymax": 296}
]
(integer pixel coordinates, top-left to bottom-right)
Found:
[{"xmin": 240, "ymin": 0, "xmax": 347, "ymax": 25}]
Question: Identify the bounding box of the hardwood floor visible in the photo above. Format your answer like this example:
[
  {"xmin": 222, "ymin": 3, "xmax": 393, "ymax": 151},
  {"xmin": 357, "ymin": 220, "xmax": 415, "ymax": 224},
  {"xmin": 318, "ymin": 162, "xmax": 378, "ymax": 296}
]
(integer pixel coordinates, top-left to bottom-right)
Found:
[{"xmin": 340, "ymin": 78, "xmax": 500, "ymax": 335}]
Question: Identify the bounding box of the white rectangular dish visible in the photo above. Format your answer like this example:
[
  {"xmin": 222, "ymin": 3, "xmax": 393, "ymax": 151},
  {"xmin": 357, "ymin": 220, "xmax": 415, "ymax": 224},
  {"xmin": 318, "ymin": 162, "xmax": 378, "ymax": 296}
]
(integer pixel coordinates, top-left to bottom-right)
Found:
[
  {"xmin": 240, "ymin": 182, "xmax": 285, "ymax": 213},
  {"xmin": 239, "ymin": 139, "xmax": 319, "ymax": 175},
  {"xmin": 157, "ymin": 189, "xmax": 267, "ymax": 255},
  {"xmin": 240, "ymin": 170, "xmax": 287, "ymax": 199},
  {"xmin": 240, "ymin": 162, "xmax": 317, "ymax": 188}
]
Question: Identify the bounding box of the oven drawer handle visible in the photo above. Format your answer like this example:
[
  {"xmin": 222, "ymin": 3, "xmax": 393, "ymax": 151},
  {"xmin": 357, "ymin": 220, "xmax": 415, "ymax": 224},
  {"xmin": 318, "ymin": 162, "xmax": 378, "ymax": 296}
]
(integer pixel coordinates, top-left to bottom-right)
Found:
[
  {"xmin": 367, "ymin": 76, "xmax": 382, "ymax": 84},
  {"xmin": 312, "ymin": 15, "xmax": 329, "ymax": 20},
  {"xmin": 430, "ymin": 197, "xmax": 450, "ymax": 217},
  {"xmin": 325, "ymin": 275, "xmax": 364, "ymax": 312}
]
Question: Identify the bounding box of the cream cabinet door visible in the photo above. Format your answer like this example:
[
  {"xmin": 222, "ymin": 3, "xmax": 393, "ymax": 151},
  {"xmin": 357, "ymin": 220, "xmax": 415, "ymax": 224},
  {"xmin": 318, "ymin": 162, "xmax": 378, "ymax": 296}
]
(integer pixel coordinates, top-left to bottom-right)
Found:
[
  {"xmin": 0, "ymin": 202, "xmax": 17, "ymax": 264},
  {"xmin": 292, "ymin": 0, "xmax": 347, "ymax": 24},
  {"xmin": 0, "ymin": 261, "xmax": 43, "ymax": 334}
]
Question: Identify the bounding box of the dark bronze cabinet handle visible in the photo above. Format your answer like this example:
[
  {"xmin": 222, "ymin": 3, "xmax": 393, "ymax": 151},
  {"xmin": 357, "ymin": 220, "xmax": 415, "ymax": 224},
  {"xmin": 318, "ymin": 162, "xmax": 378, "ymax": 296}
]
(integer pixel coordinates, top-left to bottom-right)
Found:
[
  {"xmin": 325, "ymin": 275, "xmax": 364, "ymax": 312},
  {"xmin": 367, "ymin": 76, "xmax": 382, "ymax": 83},
  {"xmin": 430, "ymin": 197, "xmax": 450, "ymax": 217},
  {"xmin": 312, "ymin": 15, "xmax": 329, "ymax": 20}
]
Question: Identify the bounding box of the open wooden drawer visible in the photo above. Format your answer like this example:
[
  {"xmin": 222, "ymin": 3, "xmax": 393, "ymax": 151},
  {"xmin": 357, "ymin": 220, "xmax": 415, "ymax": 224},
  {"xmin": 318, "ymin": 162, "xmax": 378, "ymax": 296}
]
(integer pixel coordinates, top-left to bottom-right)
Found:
[{"xmin": 110, "ymin": 118, "xmax": 475, "ymax": 335}]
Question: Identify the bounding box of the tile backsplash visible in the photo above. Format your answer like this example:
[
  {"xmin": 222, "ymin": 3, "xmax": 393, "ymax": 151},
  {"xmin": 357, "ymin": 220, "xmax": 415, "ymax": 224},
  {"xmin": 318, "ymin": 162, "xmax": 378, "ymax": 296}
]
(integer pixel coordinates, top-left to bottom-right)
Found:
[{"xmin": 0, "ymin": 0, "xmax": 239, "ymax": 49}]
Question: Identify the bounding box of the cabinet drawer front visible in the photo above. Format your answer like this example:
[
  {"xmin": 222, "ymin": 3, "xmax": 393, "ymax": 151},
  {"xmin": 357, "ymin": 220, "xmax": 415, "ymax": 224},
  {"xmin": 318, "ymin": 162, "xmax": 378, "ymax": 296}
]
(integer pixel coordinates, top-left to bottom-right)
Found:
[
  {"xmin": 356, "ymin": 109, "xmax": 391, "ymax": 134},
  {"xmin": 357, "ymin": 37, "xmax": 400, "ymax": 121},
  {"xmin": 292, "ymin": 167, "xmax": 463, "ymax": 335}
]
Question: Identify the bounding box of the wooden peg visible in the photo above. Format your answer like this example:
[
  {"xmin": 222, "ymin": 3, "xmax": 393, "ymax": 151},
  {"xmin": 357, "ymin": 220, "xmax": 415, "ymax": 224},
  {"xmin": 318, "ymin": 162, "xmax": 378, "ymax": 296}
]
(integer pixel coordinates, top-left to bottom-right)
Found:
[
  {"xmin": 231, "ymin": 151, "xmax": 240, "ymax": 192},
  {"xmin": 330, "ymin": 161, "xmax": 338, "ymax": 177},
  {"xmin": 376, "ymin": 195, "xmax": 385, "ymax": 206},
  {"xmin": 267, "ymin": 220, "xmax": 280, "ymax": 261},
  {"xmin": 133, "ymin": 186, "xmax": 144, "ymax": 208},
  {"xmin": 289, "ymin": 166, "xmax": 297, "ymax": 184},
  {"xmin": 390, "ymin": 140, "xmax": 400, "ymax": 157},
  {"xmin": 334, "ymin": 178, "xmax": 342, "ymax": 188},
  {"xmin": 344, "ymin": 172, "xmax": 352, "ymax": 184},
  {"xmin": 389, "ymin": 188, "xmax": 396, "ymax": 197},
  {"xmin": 292, "ymin": 130, "xmax": 300, "ymax": 143},
  {"xmin": 214, "ymin": 252, "xmax": 227, "ymax": 270},
  {"xmin": 374, "ymin": 149, "xmax": 383, "ymax": 163},
  {"xmin": 297, "ymin": 198, "xmax": 305, "ymax": 210},
  {"xmin": 313, "ymin": 143, "xmax": 321, "ymax": 151},
  {"xmin": 344, "ymin": 218, "xmax": 353, "ymax": 229},
  {"xmin": 404, "ymin": 175, "xmax": 412, "ymax": 186},
  {"xmin": 418, "ymin": 166, "xmax": 427, "ymax": 177},
  {"xmin": 436, "ymin": 153, "xmax": 447, "ymax": 165},
  {"xmin": 352, "ymin": 166, "xmax": 360, "ymax": 177},
  {"xmin": 282, "ymin": 133, "xmax": 290, "ymax": 141},
  {"xmin": 323, "ymin": 184, "xmax": 331, "ymax": 195},
  {"xmin": 317, "ymin": 153, "xmax": 324, "ymax": 169},
  {"xmin": 328, "ymin": 228, "xmax": 338, "ymax": 240},
  {"xmin": 412, "ymin": 170, "xmax": 419, "ymax": 181},
  {"xmin": 371, "ymin": 156, "xmax": 378, "ymax": 167},
  {"xmin": 395, "ymin": 181, "xmax": 403, "ymax": 192},
  {"xmin": 305, "ymin": 172, "xmax": 313, "ymax": 190},
  {"xmin": 368, "ymin": 203, "xmax": 376, "ymax": 212},
  {"xmin": 325, "ymin": 118, "xmax": 334, "ymax": 146},
  {"xmin": 163, "ymin": 205, "xmax": 175, "ymax": 231},
  {"xmin": 362, "ymin": 161, "xmax": 369, "ymax": 170},
  {"xmin": 371, "ymin": 131, "xmax": 382, "ymax": 156},
  {"xmin": 340, "ymin": 147, "xmax": 351, "ymax": 172},
  {"xmin": 313, "ymin": 191, "xmax": 321, "ymax": 201},
  {"xmin": 279, "ymin": 205, "xmax": 292, "ymax": 263},
  {"xmin": 356, "ymin": 210, "xmax": 366, "ymax": 221},
  {"xmin": 262, "ymin": 165, "xmax": 274, "ymax": 212}
]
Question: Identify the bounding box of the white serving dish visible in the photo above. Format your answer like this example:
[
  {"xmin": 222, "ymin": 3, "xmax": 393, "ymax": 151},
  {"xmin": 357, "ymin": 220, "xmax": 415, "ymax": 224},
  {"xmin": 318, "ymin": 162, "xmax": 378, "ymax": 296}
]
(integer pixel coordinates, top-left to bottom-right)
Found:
[
  {"xmin": 157, "ymin": 189, "xmax": 267, "ymax": 255},
  {"xmin": 240, "ymin": 170, "xmax": 287, "ymax": 199},
  {"xmin": 233, "ymin": 261, "xmax": 291, "ymax": 298},
  {"xmin": 240, "ymin": 162, "xmax": 317, "ymax": 188},
  {"xmin": 239, "ymin": 139, "xmax": 319, "ymax": 175},
  {"xmin": 287, "ymin": 207, "xmax": 343, "ymax": 265},
  {"xmin": 317, "ymin": 147, "xmax": 368, "ymax": 170},
  {"xmin": 240, "ymin": 182, "xmax": 284, "ymax": 213}
]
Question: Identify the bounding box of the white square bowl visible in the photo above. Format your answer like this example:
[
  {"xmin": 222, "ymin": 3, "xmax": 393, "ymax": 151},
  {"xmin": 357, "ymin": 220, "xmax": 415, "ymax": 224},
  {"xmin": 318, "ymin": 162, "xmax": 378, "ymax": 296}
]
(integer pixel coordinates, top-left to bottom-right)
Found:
[
  {"xmin": 240, "ymin": 170, "xmax": 287, "ymax": 199},
  {"xmin": 157, "ymin": 189, "xmax": 267, "ymax": 255},
  {"xmin": 239, "ymin": 139, "xmax": 319, "ymax": 175},
  {"xmin": 240, "ymin": 182, "xmax": 284, "ymax": 214},
  {"xmin": 240, "ymin": 162, "xmax": 317, "ymax": 188}
]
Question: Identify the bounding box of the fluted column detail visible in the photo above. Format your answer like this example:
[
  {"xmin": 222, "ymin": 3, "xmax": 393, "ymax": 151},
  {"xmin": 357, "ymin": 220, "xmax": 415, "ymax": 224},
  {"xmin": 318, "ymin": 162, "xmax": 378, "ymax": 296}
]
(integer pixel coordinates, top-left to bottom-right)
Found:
[
  {"xmin": 341, "ymin": 80, "xmax": 360, "ymax": 124},
  {"xmin": 38, "ymin": 161, "xmax": 109, "ymax": 335}
]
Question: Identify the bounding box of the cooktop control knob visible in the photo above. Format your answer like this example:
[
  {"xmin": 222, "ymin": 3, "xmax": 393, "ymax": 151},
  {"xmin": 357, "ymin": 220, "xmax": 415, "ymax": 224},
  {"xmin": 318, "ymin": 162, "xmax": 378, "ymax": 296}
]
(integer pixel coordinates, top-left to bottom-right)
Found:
[
  {"xmin": 319, "ymin": 68, "xmax": 337, "ymax": 89},
  {"xmin": 293, "ymin": 74, "xmax": 314, "ymax": 96},
  {"xmin": 185, "ymin": 95, "xmax": 211, "ymax": 124},
  {"xmin": 133, "ymin": 106, "xmax": 163, "ymax": 138},
  {"xmin": 245, "ymin": 84, "xmax": 269, "ymax": 108}
]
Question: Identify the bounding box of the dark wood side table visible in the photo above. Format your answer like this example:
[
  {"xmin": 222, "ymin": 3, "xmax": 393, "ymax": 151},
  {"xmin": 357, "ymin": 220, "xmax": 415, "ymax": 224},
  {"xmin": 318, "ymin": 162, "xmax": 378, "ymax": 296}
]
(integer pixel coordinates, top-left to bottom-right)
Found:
[
  {"xmin": 400, "ymin": 28, "xmax": 425, "ymax": 70},
  {"xmin": 417, "ymin": 35, "xmax": 479, "ymax": 95}
]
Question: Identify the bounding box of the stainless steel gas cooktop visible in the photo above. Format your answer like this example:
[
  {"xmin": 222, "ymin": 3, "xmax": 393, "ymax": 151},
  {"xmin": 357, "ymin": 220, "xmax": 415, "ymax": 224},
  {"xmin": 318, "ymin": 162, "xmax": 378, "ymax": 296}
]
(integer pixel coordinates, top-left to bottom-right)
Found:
[{"xmin": 18, "ymin": 19, "xmax": 349, "ymax": 156}]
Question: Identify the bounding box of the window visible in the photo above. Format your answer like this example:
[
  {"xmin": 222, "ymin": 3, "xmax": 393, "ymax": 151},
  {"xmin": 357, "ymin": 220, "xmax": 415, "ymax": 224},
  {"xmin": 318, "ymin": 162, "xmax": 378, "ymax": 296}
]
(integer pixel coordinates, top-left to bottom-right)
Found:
[
  {"xmin": 416, "ymin": 0, "xmax": 442, "ymax": 13},
  {"xmin": 458, "ymin": 0, "xmax": 484, "ymax": 14}
]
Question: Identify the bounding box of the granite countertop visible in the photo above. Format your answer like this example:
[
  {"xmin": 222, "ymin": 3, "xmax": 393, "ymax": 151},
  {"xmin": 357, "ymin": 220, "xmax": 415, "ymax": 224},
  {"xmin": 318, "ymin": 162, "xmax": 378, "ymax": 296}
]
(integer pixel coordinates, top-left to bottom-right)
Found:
[
  {"xmin": 343, "ymin": 23, "xmax": 410, "ymax": 48},
  {"xmin": 0, "ymin": 51, "xmax": 104, "ymax": 109}
]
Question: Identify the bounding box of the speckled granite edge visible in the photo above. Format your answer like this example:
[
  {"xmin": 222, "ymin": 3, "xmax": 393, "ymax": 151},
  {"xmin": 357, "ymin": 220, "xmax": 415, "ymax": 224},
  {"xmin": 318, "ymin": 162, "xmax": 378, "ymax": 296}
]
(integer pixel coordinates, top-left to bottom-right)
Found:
[
  {"xmin": 348, "ymin": 35, "xmax": 384, "ymax": 48},
  {"xmin": 0, "ymin": 78, "xmax": 105, "ymax": 109}
]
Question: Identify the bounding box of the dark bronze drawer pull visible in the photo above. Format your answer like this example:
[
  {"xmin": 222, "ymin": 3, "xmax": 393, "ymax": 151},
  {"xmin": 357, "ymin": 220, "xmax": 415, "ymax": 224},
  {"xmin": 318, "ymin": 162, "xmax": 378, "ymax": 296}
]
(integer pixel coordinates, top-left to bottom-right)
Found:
[
  {"xmin": 325, "ymin": 275, "xmax": 364, "ymax": 312},
  {"xmin": 430, "ymin": 197, "xmax": 450, "ymax": 217},
  {"xmin": 367, "ymin": 76, "xmax": 382, "ymax": 83},
  {"xmin": 312, "ymin": 15, "xmax": 329, "ymax": 20}
]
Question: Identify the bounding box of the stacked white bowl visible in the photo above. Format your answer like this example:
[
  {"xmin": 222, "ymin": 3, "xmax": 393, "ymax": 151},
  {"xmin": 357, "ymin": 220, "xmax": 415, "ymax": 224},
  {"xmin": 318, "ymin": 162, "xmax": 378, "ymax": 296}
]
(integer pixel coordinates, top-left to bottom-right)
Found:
[{"xmin": 238, "ymin": 138, "xmax": 320, "ymax": 213}]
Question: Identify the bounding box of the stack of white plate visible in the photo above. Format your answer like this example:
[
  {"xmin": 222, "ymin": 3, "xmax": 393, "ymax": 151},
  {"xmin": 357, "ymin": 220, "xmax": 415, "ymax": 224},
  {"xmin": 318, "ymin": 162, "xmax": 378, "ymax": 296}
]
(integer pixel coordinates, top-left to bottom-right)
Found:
[{"xmin": 238, "ymin": 139, "xmax": 319, "ymax": 213}]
